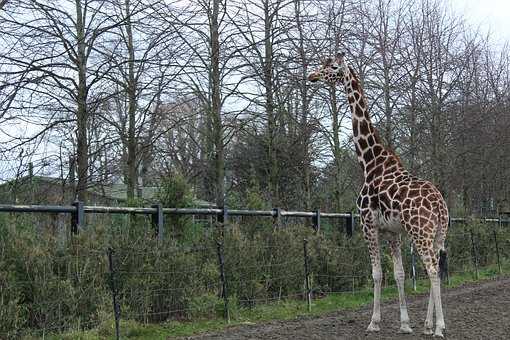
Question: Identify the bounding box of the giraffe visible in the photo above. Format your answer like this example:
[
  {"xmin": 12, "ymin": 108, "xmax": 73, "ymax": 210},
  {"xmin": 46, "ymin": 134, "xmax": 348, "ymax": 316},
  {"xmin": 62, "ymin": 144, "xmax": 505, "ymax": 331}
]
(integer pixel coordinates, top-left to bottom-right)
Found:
[{"xmin": 308, "ymin": 53, "xmax": 449, "ymax": 337}]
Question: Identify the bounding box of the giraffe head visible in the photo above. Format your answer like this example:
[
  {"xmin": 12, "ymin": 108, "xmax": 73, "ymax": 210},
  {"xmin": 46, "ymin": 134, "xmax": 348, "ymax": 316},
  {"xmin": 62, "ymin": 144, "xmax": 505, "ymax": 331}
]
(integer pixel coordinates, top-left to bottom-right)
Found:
[{"xmin": 308, "ymin": 52, "xmax": 347, "ymax": 84}]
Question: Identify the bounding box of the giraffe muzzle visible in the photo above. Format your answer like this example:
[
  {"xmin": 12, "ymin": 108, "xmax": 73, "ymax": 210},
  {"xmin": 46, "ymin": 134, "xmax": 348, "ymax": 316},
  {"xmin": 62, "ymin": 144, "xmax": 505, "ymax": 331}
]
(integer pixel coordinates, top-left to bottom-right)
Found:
[{"xmin": 307, "ymin": 72, "xmax": 320, "ymax": 82}]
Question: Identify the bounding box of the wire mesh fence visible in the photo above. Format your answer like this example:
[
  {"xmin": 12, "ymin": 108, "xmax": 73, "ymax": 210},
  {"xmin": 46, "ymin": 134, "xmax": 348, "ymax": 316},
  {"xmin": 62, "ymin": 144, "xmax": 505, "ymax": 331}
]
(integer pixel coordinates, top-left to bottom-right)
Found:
[{"xmin": 1, "ymin": 208, "xmax": 510, "ymax": 338}]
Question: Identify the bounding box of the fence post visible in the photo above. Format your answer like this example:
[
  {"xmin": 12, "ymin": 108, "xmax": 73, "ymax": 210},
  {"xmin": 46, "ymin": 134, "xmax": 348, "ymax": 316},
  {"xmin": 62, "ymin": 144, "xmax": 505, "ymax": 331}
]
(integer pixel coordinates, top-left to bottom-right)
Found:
[
  {"xmin": 71, "ymin": 201, "xmax": 84, "ymax": 234},
  {"xmin": 272, "ymin": 208, "xmax": 281, "ymax": 229},
  {"xmin": 217, "ymin": 207, "xmax": 228, "ymax": 241},
  {"xmin": 446, "ymin": 216, "xmax": 452, "ymax": 285},
  {"xmin": 303, "ymin": 238, "xmax": 312, "ymax": 312},
  {"xmin": 346, "ymin": 211, "xmax": 354, "ymax": 237},
  {"xmin": 107, "ymin": 248, "xmax": 120, "ymax": 340},
  {"xmin": 216, "ymin": 241, "xmax": 230, "ymax": 323},
  {"xmin": 312, "ymin": 209, "xmax": 320, "ymax": 232},
  {"xmin": 217, "ymin": 206, "xmax": 228, "ymax": 226},
  {"xmin": 493, "ymin": 217, "xmax": 502, "ymax": 275},
  {"xmin": 469, "ymin": 227, "xmax": 479, "ymax": 280},
  {"xmin": 151, "ymin": 204, "xmax": 164, "ymax": 241},
  {"xmin": 410, "ymin": 243, "xmax": 417, "ymax": 291}
]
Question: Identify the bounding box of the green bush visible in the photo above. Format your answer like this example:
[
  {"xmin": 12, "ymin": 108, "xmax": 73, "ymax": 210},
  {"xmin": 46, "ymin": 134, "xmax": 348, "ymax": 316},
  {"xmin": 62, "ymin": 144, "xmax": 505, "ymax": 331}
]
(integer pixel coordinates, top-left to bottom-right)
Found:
[
  {"xmin": 0, "ymin": 219, "xmax": 111, "ymax": 337},
  {"xmin": 1, "ymin": 213, "xmax": 509, "ymax": 338},
  {"xmin": 187, "ymin": 293, "xmax": 224, "ymax": 319},
  {"xmin": 157, "ymin": 173, "xmax": 195, "ymax": 241}
]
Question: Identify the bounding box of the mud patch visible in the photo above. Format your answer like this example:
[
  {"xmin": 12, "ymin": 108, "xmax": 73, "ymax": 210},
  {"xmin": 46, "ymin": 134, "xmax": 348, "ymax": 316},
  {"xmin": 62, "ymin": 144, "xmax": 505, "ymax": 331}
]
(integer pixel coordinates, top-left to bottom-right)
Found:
[{"xmin": 180, "ymin": 277, "xmax": 510, "ymax": 339}]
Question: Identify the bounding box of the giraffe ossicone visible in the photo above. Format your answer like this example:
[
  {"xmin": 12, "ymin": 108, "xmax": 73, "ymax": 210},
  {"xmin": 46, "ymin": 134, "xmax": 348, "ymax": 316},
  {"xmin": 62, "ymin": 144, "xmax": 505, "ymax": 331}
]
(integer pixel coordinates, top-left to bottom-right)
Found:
[{"xmin": 309, "ymin": 53, "xmax": 449, "ymax": 338}]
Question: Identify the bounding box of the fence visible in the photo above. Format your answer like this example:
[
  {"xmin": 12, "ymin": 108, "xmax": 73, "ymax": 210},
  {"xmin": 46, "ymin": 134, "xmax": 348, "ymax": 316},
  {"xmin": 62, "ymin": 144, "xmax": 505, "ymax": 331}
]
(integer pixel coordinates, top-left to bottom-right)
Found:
[
  {"xmin": 1, "ymin": 202, "xmax": 507, "ymax": 237},
  {"xmin": 0, "ymin": 203, "xmax": 509, "ymax": 339},
  {"xmin": 0, "ymin": 203, "xmax": 355, "ymax": 238}
]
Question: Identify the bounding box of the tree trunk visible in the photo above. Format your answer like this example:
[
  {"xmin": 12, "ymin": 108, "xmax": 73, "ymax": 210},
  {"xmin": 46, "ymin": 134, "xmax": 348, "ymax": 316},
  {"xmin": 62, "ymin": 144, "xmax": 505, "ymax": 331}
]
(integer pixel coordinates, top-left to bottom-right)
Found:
[
  {"xmin": 295, "ymin": 0, "xmax": 311, "ymax": 210},
  {"xmin": 210, "ymin": 0, "xmax": 224, "ymax": 207},
  {"xmin": 75, "ymin": 0, "xmax": 89, "ymax": 202},
  {"xmin": 125, "ymin": 0, "xmax": 137, "ymax": 202},
  {"xmin": 264, "ymin": 0, "xmax": 278, "ymax": 206},
  {"xmin": 330, "ymin": 85, "xmax": 342, "ymax": 212}
]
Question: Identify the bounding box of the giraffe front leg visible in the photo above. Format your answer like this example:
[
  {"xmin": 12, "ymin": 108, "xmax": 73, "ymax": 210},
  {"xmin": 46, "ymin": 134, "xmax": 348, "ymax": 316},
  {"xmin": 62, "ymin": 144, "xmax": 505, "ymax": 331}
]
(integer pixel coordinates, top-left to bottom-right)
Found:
[
  {"xmin": 424, "ymin": 288, "xmax": 434, "ymax": 335},
  {"xmin": 367, "ymin": 261, "xmax": 382, "ymax": 332},
  {"xmin": 365, "ymin": 230, "xmax": 382, "ymax": 332},
  {"xmin": 389, "ymin": 238, "xmax": 412, "ymax": 334}
]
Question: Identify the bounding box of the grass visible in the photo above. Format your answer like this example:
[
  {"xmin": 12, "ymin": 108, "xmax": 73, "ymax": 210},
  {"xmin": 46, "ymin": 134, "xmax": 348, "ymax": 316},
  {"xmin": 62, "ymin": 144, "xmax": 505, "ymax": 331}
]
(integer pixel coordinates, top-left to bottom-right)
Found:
[{"xmin": 40, "ymin": 263, "xmax": 508, "ymax": 340}]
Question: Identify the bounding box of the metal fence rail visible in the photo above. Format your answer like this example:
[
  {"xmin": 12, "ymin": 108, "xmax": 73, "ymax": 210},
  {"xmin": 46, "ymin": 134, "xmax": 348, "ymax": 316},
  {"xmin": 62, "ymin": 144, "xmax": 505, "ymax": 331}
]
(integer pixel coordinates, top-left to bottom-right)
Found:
[
  {"xmin": 0, "ymin": 203, "xmax": 357, "ymax": 239},
  {"xmin": 0, "ymin": 204, "xmax": 353, "ymax": 217},
  {"xmin": 0, "ymin": 203, "xmax": 508, "ymax": 237}
]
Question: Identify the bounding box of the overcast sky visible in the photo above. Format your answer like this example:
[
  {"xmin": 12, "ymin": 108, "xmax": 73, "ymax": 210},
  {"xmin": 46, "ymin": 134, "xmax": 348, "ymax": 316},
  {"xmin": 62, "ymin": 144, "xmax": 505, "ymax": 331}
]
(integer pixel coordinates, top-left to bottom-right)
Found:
[{"xmin": 452, "ymin": 0, "xmax": 510, "ymax": 44}]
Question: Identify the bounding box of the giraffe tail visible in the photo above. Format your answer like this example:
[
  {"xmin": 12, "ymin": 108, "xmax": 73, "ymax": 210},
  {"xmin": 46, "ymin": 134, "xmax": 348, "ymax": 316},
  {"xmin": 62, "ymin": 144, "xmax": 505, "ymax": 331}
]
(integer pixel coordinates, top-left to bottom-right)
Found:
[
  {"xmin": 436, "ymin": 205, "xmax": 449, "ymax": 281},
  {"xmin": 439, "ymin": 249, "xmax": 448, "ymax": 281},
  {"xmin": 433, "ymin": 193, "xmax": 448, "ymax": 250},
  {"xmin": 434, "ymin": 197, "xmax": 448, "ymax": 281}
]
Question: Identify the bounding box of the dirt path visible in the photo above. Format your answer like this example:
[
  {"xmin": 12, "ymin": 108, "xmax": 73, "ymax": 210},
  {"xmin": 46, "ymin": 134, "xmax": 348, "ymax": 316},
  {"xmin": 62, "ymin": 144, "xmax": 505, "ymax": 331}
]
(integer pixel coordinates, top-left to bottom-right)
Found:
[{"xmin": 181, "ymin": 277, "xmax": 510, "ymax": 340}]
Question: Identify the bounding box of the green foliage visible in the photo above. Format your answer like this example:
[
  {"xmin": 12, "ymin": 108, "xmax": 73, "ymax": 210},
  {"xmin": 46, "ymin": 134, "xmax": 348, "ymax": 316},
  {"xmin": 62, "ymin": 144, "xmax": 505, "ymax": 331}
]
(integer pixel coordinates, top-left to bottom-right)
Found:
[
  {"xmin": 0, "ymin": 218, "xmax": 111, "ymax": 338},
  {"xmin": 1, "ymin": 214, "xmax": 510, "ymax": 338},
  {"xmin": 126, "ymin": 196, "xmax": 145, "ymax": 208},
  {"xmin": 116, "ymin": 244, "xmax": 219, "ymax": 323},
  {"xmin": 156, "ymin": 173, "xmax": 195, "ymax": 241},
  {"xmin": 188, "ymin": 293, "xmax": 224, "ymax": 319},
  {"xmin": 157, "ymin": 173, "xmax": 194, "ymax": 209},
  {"xmin": 308, "ymin": 230, "xmax": 371, "ymax": 293},
  {"xmin": 223, "ymin": 227, "xmax": 308, "ymax": 306},
  {"xmin": 245, "ymin": 177, "xmax": 269, "ymax": 210},
  {"xmin": 237, "ymin": 178, "xmax": 273, "ymax": 234}
]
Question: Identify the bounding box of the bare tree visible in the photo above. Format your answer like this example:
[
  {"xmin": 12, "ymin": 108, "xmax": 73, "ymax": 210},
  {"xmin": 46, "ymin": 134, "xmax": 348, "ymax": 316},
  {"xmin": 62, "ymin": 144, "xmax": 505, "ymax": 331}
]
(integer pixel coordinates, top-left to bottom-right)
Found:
[
  {"xmin": 99, "ymin": 0, "xmax": 182, "ymax": 201},
  {"xmin": 0, "ymin": 0, "xmax": 126, "ymax": 201}
]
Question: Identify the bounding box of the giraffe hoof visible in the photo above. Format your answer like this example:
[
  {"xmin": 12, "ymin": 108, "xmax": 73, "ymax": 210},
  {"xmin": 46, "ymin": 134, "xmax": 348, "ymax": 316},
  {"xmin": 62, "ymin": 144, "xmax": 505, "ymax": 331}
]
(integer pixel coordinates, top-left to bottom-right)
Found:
[
  {"xmin": 399, "ymin": 325, "xmax": 413, "ymax": 334},
  {"xmin": 423, "ymin": 328, "xmax": 434, "ymax": 335},
  {"xmin": 366, "ymin": 322, "xmax": 380, "ymax": 332},
  {"xmin": 433, "ymin": 327, "xmax": 445, "ymax": 338}
]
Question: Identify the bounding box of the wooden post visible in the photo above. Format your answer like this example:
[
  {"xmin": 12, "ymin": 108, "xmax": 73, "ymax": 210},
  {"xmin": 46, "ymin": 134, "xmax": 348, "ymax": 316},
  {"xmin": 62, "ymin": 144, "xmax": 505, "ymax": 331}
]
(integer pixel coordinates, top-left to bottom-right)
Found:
[
  {"xmin": 217, "ymin": 207, "xmax": 228, "ymax": 240},
  {"xmin": 71, "ymin": 201, "xmax": 84, "ymax": 234},
  {"xmin": 346, "ymin": 211, "xmax": 354, "ymax": 237},
  {"xmin": 493, "ymin": 217, "xmax": 502, "ymax": 275},
  {"xmin": 216, "ymin": 241, "xmax": 230, "ymax": 322},
  {"xmin": 303, "ymin": 239, "xmax": 312, "ymax": 312},
  {"xmin": 272, "ymin": 208, "xmax": 281, "ymax": 229},
  {"xmin": 217, "ymin": 206, "xmax": 228, "ymax": 225},
  {"xmin": 447, "ymin": 216, "xmax": 452, "ymax": 285},
  {"xmin": 469, "ymin": 227, "xmax": 479, "ymax": 280},
  {"xmin": 151, "ymin": 204, "xmax": 164, "ymax": 241},
  {"xmin": 312, "ymin": 209, "xmax": 320, "ymax": 232},
  {"xmin": 107, "ymin": 248, "xmax": 121, "ymax": 340}
]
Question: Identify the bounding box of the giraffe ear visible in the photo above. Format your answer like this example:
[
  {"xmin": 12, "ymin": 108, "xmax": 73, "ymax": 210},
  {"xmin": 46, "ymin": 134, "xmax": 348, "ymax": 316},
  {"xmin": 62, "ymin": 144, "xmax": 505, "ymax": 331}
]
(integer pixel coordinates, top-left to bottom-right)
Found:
[
  {"xmin": 321, "ymin": 55, "xmax": 335, "ymax": 66},
  {"xmin": 336, "ymin": 52, "xmax": 346, "ymax": 63}
]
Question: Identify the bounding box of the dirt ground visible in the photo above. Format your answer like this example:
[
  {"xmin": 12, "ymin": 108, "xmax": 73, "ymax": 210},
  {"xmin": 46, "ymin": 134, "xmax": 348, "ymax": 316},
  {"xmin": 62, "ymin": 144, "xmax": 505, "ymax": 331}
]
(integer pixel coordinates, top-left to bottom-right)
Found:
[{"xmin": 181, "ymin": 277, "xmax": 510, "ymax": 340}]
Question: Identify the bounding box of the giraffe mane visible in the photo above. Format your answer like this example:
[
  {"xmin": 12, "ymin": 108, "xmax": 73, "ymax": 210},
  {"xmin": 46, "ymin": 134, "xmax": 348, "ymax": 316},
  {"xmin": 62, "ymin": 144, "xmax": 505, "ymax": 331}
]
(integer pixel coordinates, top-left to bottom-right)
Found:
[
  {"xmin": 346, "ymin": 64, "xmax": 402, "ymax": 166},
  {"xmin": 386, "ymin": 146, "xmax": 403, "ymax": 166}
]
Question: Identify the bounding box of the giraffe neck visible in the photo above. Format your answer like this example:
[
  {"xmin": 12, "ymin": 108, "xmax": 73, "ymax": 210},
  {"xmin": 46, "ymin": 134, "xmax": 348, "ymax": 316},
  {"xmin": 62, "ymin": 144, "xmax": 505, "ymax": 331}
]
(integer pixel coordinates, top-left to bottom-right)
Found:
[{"xmin": 340, "ymin": 65, "xmax": 395, "ymax": 175}]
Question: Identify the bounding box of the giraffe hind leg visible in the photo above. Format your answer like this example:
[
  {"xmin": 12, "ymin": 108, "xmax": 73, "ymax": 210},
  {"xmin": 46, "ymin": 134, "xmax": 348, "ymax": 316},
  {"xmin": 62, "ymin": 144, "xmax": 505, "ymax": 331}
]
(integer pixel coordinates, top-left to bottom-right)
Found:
[
  {"xmin": 424, "ymin": 288, "xmax": 434, "ymax": 335},
  {"xmin": 389, "ymin": 237, "xmax": 412, "ymax": 334},
  {"xmin": 416, "ymin": 244, "xmax": 446, "ymax": 337}
]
